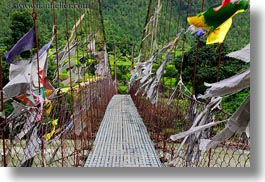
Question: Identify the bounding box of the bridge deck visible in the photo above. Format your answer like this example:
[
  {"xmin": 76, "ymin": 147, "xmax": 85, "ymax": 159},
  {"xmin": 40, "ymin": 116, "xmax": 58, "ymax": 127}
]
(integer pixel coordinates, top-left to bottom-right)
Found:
[{"xmin": 84, "ymin": 95, "xmax": 163, "ymax": 167}]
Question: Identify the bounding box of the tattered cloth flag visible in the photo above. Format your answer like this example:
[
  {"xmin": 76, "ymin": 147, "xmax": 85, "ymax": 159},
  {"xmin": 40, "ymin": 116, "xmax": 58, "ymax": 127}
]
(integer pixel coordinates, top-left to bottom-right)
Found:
[
  {"xmin": 20, "ymin": 125, "xmax": 41, "ymax": 167},
  {"xmin": 43, "ymin": 119, "xmax": 58, "ymax": 141},
  {"xmin": 3, "ymin": 40, "xmax": 52, "ymax": 99},
  {"xmin": 134, "ymin": 39, "xmax": 176, "ymax": 104},
  {"xmin": 199, "ymin": 96, "xmax": 250, "ymax": 151},
  {"xmin": 187, "ymin": 0, "xmax": 249, "ymax": 44},
  {"xmin": 226, "ymin": 43, "xmax": 250, "ymax": 63},
  {"xmin": 5, "ymin": 27, "xmax": 35, "ymax": 64},
  {"xmin": 198, "ymin": 69, "xmax": 250, "ymax": 99}
]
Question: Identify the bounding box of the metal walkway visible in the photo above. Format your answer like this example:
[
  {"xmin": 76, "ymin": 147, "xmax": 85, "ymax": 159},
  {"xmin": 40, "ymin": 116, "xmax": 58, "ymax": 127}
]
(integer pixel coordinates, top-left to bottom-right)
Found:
[{"xmin": 85, "ymin": 95, "xmax": 163, "ymax": 167}]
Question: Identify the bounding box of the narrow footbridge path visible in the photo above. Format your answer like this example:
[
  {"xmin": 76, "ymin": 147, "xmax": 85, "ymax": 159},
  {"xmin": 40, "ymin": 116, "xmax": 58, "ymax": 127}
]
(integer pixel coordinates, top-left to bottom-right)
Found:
[{"xmin": 85, "ymin": 95, "xmax": 163, "ymax": 167}]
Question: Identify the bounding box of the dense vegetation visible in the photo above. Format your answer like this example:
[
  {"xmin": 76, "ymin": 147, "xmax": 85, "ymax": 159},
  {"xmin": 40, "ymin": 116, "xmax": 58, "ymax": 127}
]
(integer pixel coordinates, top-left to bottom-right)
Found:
[
  {"xmin": 0, "ymin": 0, "xmax": 250, "ymax": 52},
  {"xmin": 177, "ymin": 41, "xmax": 249, "ymax": 95},
  {"xmin": 0, "ymin": 0, "xmax": 250, "ymax": 112}
]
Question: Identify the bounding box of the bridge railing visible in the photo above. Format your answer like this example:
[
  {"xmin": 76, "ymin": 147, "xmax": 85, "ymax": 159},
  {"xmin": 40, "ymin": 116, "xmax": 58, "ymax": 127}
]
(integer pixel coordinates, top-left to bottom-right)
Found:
[
  {"xmin": 1, "ymin": 78, "xmax": 115, "ymax": 167},
  {"xmin": 130, "ymin": 81, "xmax": 250, "ymax": 167}
]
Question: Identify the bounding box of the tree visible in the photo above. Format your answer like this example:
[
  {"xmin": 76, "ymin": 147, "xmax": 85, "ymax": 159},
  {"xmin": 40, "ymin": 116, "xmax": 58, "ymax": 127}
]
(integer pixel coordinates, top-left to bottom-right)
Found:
[
  {"xmin": 8, "ymin": 11, "xmax": 34, "ymax": 59},
  {"xmin": 175, "ymin": 40, "xmax": 249, "ymax": 95},
  {"xmin": 1, "ymin": 11, "xmax": 34, "ymax": 86},
  {"xmin": 9, "ymin": 11, "xmax": 33, "ymax": 48}
]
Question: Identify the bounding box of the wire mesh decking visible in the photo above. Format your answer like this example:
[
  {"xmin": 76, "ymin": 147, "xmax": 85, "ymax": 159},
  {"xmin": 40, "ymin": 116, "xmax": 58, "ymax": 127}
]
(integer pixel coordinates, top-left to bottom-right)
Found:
[{"xmin": 85, "ymin": 95, "xmax": 163, "ymax": 167}]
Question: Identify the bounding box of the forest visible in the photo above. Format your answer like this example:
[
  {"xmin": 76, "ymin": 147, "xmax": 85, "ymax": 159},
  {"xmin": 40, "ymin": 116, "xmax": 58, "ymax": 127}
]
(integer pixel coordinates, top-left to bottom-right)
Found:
[
  {"xmin": 0, "ymin": 0, "xmax": 250, "ymax": 52},
  {"xmin": 0, "ymin": 0, "xmax": 250, "ymax": 113}
]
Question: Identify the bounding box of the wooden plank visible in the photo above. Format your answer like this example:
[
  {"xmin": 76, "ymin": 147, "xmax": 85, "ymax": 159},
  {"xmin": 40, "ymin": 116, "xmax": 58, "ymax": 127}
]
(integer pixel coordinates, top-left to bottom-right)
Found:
[{"xmin": 84, "ymin": 95, "xmax": 163, "ymax": 167}]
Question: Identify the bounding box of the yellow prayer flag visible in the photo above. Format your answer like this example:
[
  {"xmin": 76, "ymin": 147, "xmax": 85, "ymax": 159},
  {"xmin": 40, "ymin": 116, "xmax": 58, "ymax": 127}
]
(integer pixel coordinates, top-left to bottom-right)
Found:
[
  {"xmin": 206, "ymin": 18, "xmax": 232, "ymax": 44},
  {"xmin": 44, "ymin": 119, "xmax": 58, "ymax": 141}
]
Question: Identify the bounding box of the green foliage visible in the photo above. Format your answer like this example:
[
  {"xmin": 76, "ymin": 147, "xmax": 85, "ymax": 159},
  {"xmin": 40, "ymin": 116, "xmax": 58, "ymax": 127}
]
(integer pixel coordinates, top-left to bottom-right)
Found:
[
  {"xmin": 9, "ymin": 11, "xmax": 33, "ymax": 47},
  {"xmin": 9, "ymin": 11, "xmax": 33, "ymax": 59},
  {"xmin": 222, "ymin": 88, "xmax": 250, "ymax": 113},
  {"xmin": 0, "ymin": 0, "xmax": 96, "ymax": 85},
  {"xmin": 108, "ymin": 52, "xmax": 132, "ymax": 94},
  {"xmin": 175, "ymin": 41, "xmax": 249, "ymax": 95},
  {"xmin": 3, "ymin": 100, "xmax": 14, "ymax": 116},
  {"xmin": 0, "ymin": 0, "xmax": 250, "ymax": 112},
  {"xmin": 174, "ymin": 40, "xmax": 250, "ymax": 113},
  {"xmin": 101, "ymin": 0, "xmax": 149, "ymax": 53}
]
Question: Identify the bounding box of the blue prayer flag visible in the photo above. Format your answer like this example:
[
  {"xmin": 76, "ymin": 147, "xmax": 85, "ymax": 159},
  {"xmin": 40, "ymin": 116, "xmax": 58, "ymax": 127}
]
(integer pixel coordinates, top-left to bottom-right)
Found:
[{"xmin": 5, "ymin": 27, "xmax": 35, "ymax": 64}]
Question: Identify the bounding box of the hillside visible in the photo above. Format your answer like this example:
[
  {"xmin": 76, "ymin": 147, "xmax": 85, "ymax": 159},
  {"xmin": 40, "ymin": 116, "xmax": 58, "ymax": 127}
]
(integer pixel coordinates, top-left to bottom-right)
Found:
[
  {"xmin": 100, "ymin": 0, "xmax": 250, "ymax": 52},
  {"xmin": 101, "ymin": 0, "xmax": 149, "ymax": 47},
  {"xmin": 0, "ymin": 0, "xmax": 250, "ymax": 91},
  {"xmin": 0, "ymin": 0, "xmax": 250, "ymax": 52}
]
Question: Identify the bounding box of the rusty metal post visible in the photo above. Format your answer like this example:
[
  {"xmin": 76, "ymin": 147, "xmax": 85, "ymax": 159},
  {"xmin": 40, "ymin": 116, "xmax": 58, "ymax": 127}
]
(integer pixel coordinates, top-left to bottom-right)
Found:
[
  {"xmin": 60, "ymin": 96, "xmax": 65, "ymax": 167},
  {"xmin": 0, "ymin": 53, "xmax": 7, "ymax": 167},
  {"xmin": 208, "ymin": 148, "xmax": 212, "ymax": 167},
  {"xmin": 88, "ymin": 78, "xmax": 92, "ymax": 139},
  {"xmin": 90, "ymin": 78, "xmax": 94, "ymax": 136}
]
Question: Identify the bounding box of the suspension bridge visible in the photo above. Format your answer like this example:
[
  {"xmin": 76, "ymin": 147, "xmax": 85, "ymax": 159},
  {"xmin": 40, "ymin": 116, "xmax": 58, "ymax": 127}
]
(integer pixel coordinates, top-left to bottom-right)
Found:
[
  {"xmin": 84, "ymin": 95, "xmax": 163, "ymax": 167},
  {"xmin": 0, "ymin": 0, "xmax": 250, "ymax": 167}
]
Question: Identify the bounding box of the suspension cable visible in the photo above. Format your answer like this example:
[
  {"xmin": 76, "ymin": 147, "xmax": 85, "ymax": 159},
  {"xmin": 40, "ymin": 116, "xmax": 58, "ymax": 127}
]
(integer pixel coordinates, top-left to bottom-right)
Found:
[
  {"xmin": 51, "ymin": 0, "xmax": 65, "ymax": 167},
  {"xmin": 179, "ymin": 0, "xmax": 190, "ymax": 77},
  {"xmin": 64, "ymin": 0, "xmax": 76, "ymax": 166},
  {"xmin": 172, "ymin": 0, "xmax": 182, "ymax": 83},
  {"xmin": 32, "ymin": 0, "xmax": 45, "ymax": 167},
  {"xmin": 167, "ymin": 0, "xmax": 173, "ymax": 42},
  {"xmin": 158, "ymin": 0, "xmax": 168, "ymax": 47},
  {"xmin": 64, "ymin": 0, "xmax": 73, "ymax": 90},
  {"xmin": 192, "ymin": 0, "xmax": 205, "ymax": 95},
  {"xmin": 32, "ymin": 0, "xmax": 41, "ymax": 94},
  {"xmin": 73, "ymin": 0, "xmax": 81, "ymax": 84},
  {"xmin": 52, "ymin": 0, "xmax": 60, "ymax": 87}
]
